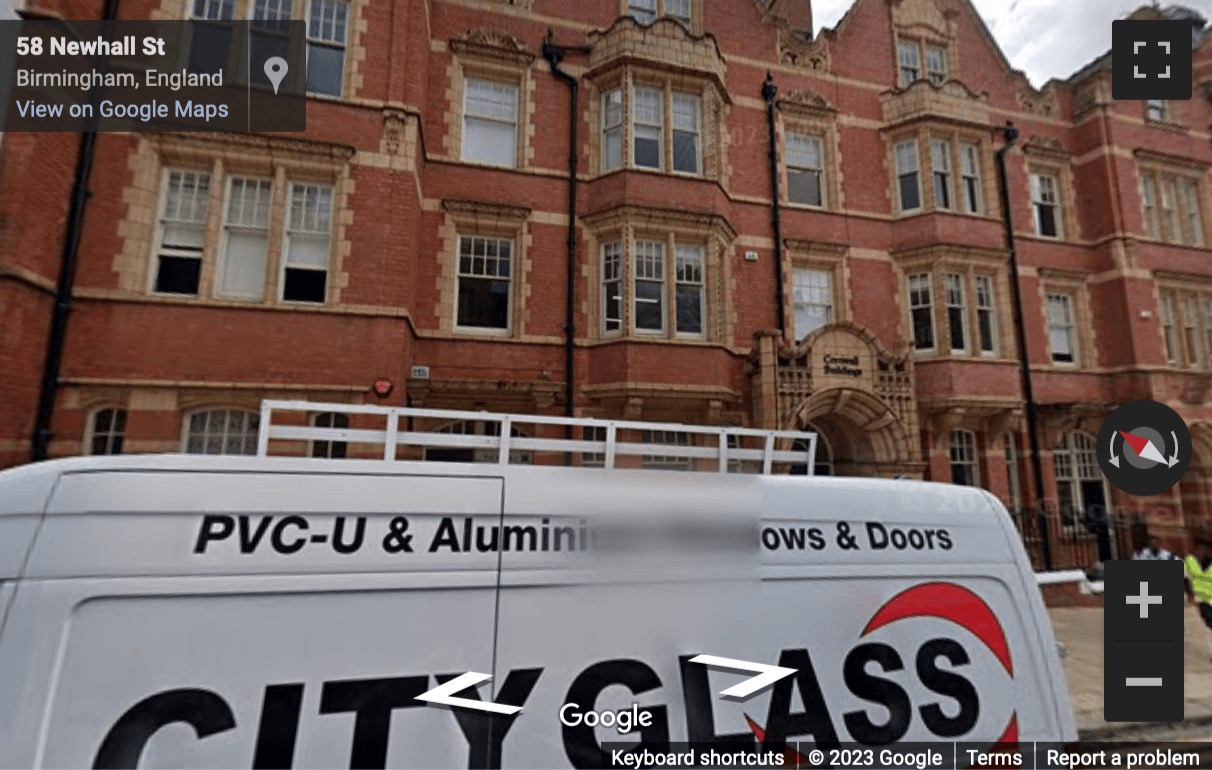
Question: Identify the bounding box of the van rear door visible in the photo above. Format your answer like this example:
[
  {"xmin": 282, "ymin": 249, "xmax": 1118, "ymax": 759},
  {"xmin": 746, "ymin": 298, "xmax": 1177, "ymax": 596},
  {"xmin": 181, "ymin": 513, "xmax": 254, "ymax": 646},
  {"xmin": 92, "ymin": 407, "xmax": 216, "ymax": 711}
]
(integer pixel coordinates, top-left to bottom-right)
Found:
[{"xmin": 0, "ymin": 468, "xmax": 505, "ymax": 769}]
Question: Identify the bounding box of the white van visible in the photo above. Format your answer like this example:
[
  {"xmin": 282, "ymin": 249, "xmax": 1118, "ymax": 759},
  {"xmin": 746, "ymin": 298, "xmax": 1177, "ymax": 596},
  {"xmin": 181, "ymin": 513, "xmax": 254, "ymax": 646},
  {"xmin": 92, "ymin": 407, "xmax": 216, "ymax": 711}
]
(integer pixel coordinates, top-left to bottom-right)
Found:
[{"xmin": 0, "ymin": 402, "xmax": 1075, "ymax": 769}]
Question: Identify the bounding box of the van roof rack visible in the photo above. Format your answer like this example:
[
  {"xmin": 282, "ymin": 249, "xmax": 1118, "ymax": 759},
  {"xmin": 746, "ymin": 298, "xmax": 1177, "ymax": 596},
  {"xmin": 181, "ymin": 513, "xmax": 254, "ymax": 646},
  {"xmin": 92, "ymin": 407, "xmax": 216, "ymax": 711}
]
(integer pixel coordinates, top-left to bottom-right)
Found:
[{"xmin": 256, "ymin": 400, "xmax": 817, "ymax": 475}]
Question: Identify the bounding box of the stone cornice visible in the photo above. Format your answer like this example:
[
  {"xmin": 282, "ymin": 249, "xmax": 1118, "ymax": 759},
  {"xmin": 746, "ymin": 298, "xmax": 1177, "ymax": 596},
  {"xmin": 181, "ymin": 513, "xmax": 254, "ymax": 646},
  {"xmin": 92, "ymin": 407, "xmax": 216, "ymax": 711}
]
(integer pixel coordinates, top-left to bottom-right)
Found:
[
  {"xmin": 442, "ymin": 198, "xmax": 532, "ymax": 222},
  {"xmin": 1134, "ymin": 148, "xmax": 1212, "ymax": 172},
  {"xmin": 449, "ymin": 27, "xmax": 535, "ymax": 66},
  {"xmin": 890, "ymin": 243, "xmax": 1008, "ymax": 265},
  {"xmin": 581, "ymin": 204, "xmax": 737, "ymax": 241},
  {"xmin": 149, "ymin": 132, "xmax": 356, "ymax": 166},
  {"xmin": 778, "ymin": 87, "xmax": 835, "ymax": 117},
  {"xmin": 880, "ymin": 78, "xmax": 990, "ymax": 130}
]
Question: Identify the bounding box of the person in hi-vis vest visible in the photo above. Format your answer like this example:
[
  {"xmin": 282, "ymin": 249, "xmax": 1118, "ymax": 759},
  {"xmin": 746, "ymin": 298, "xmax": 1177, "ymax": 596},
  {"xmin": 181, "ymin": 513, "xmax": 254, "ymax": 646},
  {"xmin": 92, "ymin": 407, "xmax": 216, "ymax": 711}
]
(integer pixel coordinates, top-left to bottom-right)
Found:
[{"xmin": 1186, "ymin": 540, "xmax": 1212, "ymax": 658}]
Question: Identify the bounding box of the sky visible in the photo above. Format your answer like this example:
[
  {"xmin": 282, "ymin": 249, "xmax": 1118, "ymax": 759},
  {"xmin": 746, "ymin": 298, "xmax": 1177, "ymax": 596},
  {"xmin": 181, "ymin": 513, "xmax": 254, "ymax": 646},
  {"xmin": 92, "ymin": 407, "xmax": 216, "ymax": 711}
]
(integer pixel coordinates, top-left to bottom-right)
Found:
[{"xmin": 813, "ymin": 0, "xmax": 1212, "ymax": 87}]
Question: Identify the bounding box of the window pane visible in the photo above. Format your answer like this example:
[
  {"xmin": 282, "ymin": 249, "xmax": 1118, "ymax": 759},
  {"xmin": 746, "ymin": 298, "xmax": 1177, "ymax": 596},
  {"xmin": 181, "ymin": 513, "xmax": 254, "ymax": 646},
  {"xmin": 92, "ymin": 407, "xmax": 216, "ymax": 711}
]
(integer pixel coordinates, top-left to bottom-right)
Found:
[
  {"xmin": 793, "ymin": 267, "xmax": 832, "ymax": 340},
  {"xmin": 899, "ymin": 173, "xmax": 921, "ymax": 211},
  {"xmin": 635, "ymin": 280, "xmax": 663, "ymax": 330},
  {"xmin": 306, "ymin": 43, "xmax": 344, "ymax": 96},
  {"xmin": 629, "ymin": 0, "xmax": 656, "ymax": 23},
  {"xmin": 633, "ymin": 87, "xmax": 662, "ymax": 170},
  {"xmin": 673, "ymin": 94, "xmax": 701, "ymax": 174},
  {"xmin": 908, "ymin": 273, "xmax": 933, "ymax": 349},
  {"xmin": 220, "ymin": 231, "xmax": 269, "ymax": 299},
  {"xmin": 788, "ymin": 169, "xmax": 822, "ymax": 207},
  {"xmin": 155, "ymin": 255, "xmax": 202, "ymax": 294}
]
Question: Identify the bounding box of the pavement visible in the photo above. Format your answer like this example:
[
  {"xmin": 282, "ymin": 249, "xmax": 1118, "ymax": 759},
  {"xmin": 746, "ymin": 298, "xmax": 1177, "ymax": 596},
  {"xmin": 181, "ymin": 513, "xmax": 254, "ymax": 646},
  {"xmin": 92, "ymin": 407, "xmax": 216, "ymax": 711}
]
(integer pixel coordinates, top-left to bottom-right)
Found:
[{"xmin": 1050, "ymin": 603, "xmax": 1212, "ymax": 736}]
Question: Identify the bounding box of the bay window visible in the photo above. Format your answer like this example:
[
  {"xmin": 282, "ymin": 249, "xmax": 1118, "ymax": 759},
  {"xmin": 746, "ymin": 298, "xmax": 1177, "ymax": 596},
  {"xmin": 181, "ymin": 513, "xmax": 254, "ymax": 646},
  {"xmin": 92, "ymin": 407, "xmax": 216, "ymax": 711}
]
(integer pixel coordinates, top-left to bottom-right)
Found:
[
  {"xmin": 597, "ymin": 232, "xmax": 716, "ymax": 339},
  {"xmin": 597, "ymin": 79, "xmax": 711, "ymax": 177},
  {"xmin": 634, "ymin": 240, "xmax": 665, "ymax": 332},
  {"xmin": 895, "ymin": 140, "xmax": 921, "ymax": 212},
  {"xmin": 633, "ymin": 87, "xmax": 663, "ymax": 170}
]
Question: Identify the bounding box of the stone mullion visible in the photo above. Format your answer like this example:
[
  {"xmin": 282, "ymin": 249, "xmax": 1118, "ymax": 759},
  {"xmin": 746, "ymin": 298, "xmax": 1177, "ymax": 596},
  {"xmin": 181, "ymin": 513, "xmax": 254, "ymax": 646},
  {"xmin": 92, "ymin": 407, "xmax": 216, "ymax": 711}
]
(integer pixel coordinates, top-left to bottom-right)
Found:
[
  {"xmin": 264, "ymin": 165, "xmax": 289, "ymax": 304},
  {"xmin": 198, "ymin": 157, "xmax": 225, "ymax": 300}
]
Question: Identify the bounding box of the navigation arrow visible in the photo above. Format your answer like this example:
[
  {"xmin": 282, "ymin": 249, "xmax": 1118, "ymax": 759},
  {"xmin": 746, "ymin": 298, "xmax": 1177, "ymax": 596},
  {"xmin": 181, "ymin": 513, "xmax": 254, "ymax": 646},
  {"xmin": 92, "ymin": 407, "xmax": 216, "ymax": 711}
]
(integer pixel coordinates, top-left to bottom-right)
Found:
[
  {"xmin": 1168, "ymin": 430, "xmax": 1180, "ymax": 467},
  {"xmin": 689, "ymin": 654, "xmax": 797, "ymax": 699},
  {"xmin": 415, "ymin": 672, "xmax": 523, "ymax": 715},
  {"xmin": 1110, "ymin": 431, "xmax": 1120, "ymax": 468}
]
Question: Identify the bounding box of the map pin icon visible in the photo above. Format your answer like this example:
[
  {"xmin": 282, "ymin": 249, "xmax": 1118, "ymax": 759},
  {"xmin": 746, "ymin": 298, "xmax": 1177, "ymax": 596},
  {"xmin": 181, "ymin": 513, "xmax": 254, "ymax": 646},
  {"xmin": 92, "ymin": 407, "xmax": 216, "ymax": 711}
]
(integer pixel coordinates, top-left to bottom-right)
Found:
[{"xmin": 264, "ymin": 57, "xmax": 288, "ymax": 95}]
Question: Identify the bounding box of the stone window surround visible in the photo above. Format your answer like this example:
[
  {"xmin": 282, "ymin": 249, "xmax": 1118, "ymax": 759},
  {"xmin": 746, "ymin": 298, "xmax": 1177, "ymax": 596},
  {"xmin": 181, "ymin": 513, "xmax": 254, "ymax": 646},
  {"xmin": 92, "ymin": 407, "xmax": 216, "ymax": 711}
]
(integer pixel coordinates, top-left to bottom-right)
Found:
[
  {"xmin": 785, "ymin": 240, "xmax": 851, "ymax": 334},
  {"xmin": 582, "ymin": 206, "xmax": 735, "ymax": 343},
  {"xmin": 1154, "ymin": 278, "xmax": 1212, "ymax": 371},
  {"xmin": 587, "ymin": 67, "xmax": 724, "ymax": 181},
  {"xmin": 446, "ymin": 34, "xmax": 537, "ymax": 171},
  {"xmin": 894, "ymin": 246, "xmax": 1014, "ymax": 360},
  {"xmin": 777, "ymin": 106, "xmax": 842, "ymax": 211},
  {"xmin": 894, "ymin": 33, "xmax": 952, "ymax": 87},
  {"xmin": 162, "ymin": 0, "xmax": 367, "ymax": 100},
  {"xmin": 885, "ymin": 126, "xmax": 993, "ymax": 218},
  {"xmin": 1135, "ymin": 156, "xmax": 1208, "ymax": 248},
  {"xmin": 1037, "ymin": 270, "xmax": 1094, "ymax": 369},
  {"xmin": 140, "ymin": 136, "xmax": 352, "ymax": 307},
  {"xmin": 438, "ymin": 199, "xmax": 532, "ymax": 339},
  {"xmin": 618, "ymin": 0, "xmax": 702, "ymax": 34}
]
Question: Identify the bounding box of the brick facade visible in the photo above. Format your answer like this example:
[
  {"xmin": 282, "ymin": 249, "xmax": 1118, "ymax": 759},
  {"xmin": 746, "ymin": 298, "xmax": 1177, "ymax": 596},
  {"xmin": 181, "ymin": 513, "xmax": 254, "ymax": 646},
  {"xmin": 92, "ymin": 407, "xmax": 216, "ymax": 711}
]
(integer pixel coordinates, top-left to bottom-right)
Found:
[{"xmin": 3, "ymin": 0, "xmax": 1212, "ymax": 551}]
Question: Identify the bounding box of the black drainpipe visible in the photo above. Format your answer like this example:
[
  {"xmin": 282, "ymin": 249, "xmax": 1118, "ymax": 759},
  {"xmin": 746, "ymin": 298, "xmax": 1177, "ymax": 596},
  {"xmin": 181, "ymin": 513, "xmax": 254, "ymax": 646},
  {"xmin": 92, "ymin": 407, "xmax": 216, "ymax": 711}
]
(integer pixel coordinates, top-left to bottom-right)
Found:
[
  {"xmin": 30, "ymin": 0, "xmax": 120, "ymax": 462},
  {"xmin": 995, "ymin": 121, "xmax": 1052, "ymax": 571},
  {"xmin": 541, "ymin": 30, "xmax": 587, "ymax": 451},
  {"xmin": 762, "ymin": 72, "xmax": 786, "ymax": 339}
]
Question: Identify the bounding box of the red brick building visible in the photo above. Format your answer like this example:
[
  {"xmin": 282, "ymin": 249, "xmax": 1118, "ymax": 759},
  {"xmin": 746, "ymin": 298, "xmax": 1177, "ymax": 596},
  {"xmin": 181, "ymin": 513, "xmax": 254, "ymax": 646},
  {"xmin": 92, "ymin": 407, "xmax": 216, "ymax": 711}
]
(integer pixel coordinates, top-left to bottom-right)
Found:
[{"xmin": 3, "ymin": 0, "xmax": 1212, "ymax": 547}]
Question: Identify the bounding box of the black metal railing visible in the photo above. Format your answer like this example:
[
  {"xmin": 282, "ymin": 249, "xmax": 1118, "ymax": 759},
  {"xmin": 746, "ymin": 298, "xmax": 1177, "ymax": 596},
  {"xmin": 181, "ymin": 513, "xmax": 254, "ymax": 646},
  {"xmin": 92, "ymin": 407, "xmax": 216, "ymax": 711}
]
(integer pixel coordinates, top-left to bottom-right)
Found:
[{"xmin": 1007, "ymin": 503, "xmax": 1146, "ymax": 576}]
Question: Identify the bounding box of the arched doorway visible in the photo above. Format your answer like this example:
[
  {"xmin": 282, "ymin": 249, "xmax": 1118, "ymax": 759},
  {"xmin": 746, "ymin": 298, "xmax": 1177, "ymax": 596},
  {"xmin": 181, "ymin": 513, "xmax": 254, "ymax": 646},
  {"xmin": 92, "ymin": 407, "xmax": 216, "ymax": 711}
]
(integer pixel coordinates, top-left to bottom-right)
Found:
[{"xmin": 788, "ymin": 388, "xmax": 915, "ymax": 477}]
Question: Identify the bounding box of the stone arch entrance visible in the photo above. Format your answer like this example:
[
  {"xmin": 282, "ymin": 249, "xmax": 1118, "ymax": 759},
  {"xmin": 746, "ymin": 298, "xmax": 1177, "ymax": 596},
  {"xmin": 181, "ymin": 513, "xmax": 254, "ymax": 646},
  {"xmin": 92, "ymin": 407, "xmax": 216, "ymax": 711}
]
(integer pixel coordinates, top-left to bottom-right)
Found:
[{"xmin": 790, "ymin": 387, "xmax": 914, "ymax": 477}]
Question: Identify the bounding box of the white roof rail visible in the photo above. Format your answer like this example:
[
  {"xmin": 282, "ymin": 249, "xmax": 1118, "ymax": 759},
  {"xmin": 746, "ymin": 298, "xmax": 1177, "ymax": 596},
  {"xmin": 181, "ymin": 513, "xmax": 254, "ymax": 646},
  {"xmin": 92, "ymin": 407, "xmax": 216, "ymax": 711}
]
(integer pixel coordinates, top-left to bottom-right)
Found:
[{"xmin": 255, "ymin": 400, "xmax": 817, "ymax": 475}]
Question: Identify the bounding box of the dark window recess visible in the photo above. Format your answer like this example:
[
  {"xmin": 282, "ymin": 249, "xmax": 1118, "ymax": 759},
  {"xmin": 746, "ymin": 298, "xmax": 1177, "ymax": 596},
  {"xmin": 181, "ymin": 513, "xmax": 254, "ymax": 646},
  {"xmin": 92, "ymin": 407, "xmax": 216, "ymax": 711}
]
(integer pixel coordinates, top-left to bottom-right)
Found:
[
  {"xmin": 912, "ymin": 307, "xmax": 933, "ymax": 349},
  {"xmin": 948, "ymin": 307, "xmax": 965, "ymax": 350},
  {"xmin": 312, "ymin": 412, "xmax": 349, "ymax": 458},
  {"xmin": 1036, "ymin": 204, "xmax": 1058, "ymax": 237},
  {"xmin": 978, "ymin": 312, "xmax": 995, "ymax": 352},
  {"xmin": 1052, "ymin": 350, "xmax": 1074, "ymax": 364},
  {"xmin": 283, "ymin": 269, "xmax": 327, "ymax": 302},
  {"xmin": 635, "ymin": 281, "xmax": 663, "ymax": 330},
  {"xmin": 155, "ymin": 256, "xmax": 202, "ymax": 295},
  {"xmin": 934, "ymin": 172, "xmax": 951, "ymax": 209},
  {"xmin": 307, "ymin": 44, "xmax": 344, "ymax": 96},
  {"xmin": 634, "ymin": 136, "xmax": 661, "ymax": 169},
  {"xmin": 673, "ymin": 131, "xmax": 698, "ymax": 174},
  {"xmin": 458, "ymin": 276, "xmax": 510, "ymax": 329},
  {"xmin": 789, "ymin": 169, "xmax": 823, "ymax": 206},
  {"xmin": 899, "ymin": 173, "xmax": 920, "ymax": 210},
  {"xmin": 676, "ymin": 286, "xmax": 702, "ymax": 334}
]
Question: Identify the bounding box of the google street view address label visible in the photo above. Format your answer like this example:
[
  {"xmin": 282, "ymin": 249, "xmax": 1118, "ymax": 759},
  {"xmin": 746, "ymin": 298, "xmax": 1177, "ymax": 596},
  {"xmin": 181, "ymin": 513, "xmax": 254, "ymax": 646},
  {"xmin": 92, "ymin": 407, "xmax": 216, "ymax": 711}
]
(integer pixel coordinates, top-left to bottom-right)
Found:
[{"xmin": 0, "ymin": 19, "xmax": 306, "ymax": 132}]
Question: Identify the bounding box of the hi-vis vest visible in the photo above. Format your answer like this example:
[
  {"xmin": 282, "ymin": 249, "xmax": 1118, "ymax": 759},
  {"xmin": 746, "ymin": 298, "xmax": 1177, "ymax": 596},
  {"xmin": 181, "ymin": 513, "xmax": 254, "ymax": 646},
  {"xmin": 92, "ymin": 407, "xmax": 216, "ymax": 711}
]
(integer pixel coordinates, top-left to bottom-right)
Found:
[{"xmin": 1186, "ymin": 556, "xmax": 1212, "ymax": 604}]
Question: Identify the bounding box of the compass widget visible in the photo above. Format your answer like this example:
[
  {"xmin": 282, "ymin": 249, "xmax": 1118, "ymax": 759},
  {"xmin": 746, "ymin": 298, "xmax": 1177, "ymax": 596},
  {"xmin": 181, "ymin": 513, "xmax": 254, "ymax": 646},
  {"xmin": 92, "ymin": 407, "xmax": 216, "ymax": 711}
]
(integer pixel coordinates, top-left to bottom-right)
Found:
[{"xmin": 1097, "ymin": 400, "xmax": 1192, "ymax": 496}]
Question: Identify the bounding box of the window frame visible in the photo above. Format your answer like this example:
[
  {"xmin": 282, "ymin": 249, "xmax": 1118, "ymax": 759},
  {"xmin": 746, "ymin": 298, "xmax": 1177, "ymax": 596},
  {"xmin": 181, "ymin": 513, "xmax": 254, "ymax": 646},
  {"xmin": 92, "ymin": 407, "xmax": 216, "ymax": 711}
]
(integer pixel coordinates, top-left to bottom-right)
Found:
[
  {"xmin": 304, "ymin": 0, "xmax": 350, "ymax": 97},
  {"xmin": 215, "ymin": 175, "xmax": 274, "ymax": 301},
  {"xmin": 461, "ymin": 76, "xmax": 521, "ymax": 169},
  {"xmin": 960, "ymin": 142, "xmax": 982, "ymax": 214},
  {"xmin": 792, "ymin": 265, "xmax": 834, "ymax": 341},
  {"xmin": 86, "ymin": 407, "xmax": 128, "ymax": 455},
  {"xmin": 625, "ymin": 0, "xmax": 693, "ymax": 28},
  {"xmin": 907, "ymin": 271, "xmax": 935, "ymax": 352},
  {"xmin": 894, "ymin": 139, "xmax": 922, "ymax": 214},
  {"xmin": 786, "ymin": 131, "xmax": 826, "ymax": 208},
  {"xmin": 1045, "ymin": 291, "xmax": 1078, "ymax": 365},
  {"xmin": 602, "ymin": 88, "xmax": 624, "ymax": 172},
  {"xmin": 931, "ymin": 139, "xmax": 953, "ymax": 211},
  {"xmin": 311, "ymin": 411, "xmax": 349, "ymax": 458},
  {"xmin": 632, "ymin": 238, "xmax": 667, "ymax": 335},
  {"xmin": 897, "ymin": 39, "xmax": 921, "ymax": 86},
  {"xmin": 925, "ymin": 44, "xmax": 948, "ymax": 84},
  {"xmin": 949, "ymin": 429, "xmax": 980, "ymax": 487},
  {"xmin": 151, "ymin": 167, "xmax": 212, "ymax": 297},
  {"xmin": 279, "ymin": 181, "xmax": 335, "ymax": 304},
  {"xmin": 454, "ymin": 233, "xmax": 515, "ymax": 334},
  {"xmin": 974, "ymin": 273, "xmax": 998, "ymax": 356},
  {"xmin": 182, "ymin": 409, "xmax": 261, "ymax": 455},
  {"xmin": 674, "ymin": 242, "xmax": 705, "ymax": 337},
  {"xmin": 671, "ymin": 91, "xmax": 701, "ymax": 176},
  {"xmin": 631, "ymin": 84, "xmax": 665, "ymax": 172},
  {"xmin": 1031, "ymin": 172, "xmax": 1062, "ymax": 239},
  {"xmin": 601, "ymin": 240, "xmax": 624, "ymax": 336}
]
